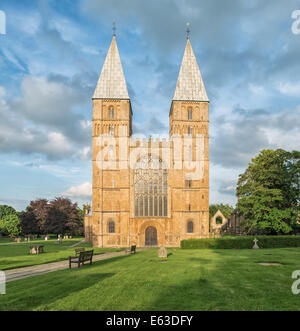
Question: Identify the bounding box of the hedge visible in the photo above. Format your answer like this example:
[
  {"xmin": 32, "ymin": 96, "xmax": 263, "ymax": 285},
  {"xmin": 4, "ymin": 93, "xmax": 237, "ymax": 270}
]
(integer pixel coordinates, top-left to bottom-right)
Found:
[{"xmin": 181, "ymin": 236, "xmax": 300, "ymax": 249}]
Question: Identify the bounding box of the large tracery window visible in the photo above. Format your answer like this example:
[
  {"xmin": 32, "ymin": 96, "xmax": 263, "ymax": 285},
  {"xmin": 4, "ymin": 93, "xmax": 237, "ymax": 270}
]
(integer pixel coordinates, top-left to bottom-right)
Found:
[{"xmin": 134, "ymin": 156, "xmax": 168, "ymax": 217}]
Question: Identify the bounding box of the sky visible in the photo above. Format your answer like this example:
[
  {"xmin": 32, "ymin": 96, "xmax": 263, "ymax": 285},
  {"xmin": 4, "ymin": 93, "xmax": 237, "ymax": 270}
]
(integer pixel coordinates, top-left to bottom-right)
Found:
[{"xmin": 0, "ymin": 0, "xmax": 299, "ymax": 211}]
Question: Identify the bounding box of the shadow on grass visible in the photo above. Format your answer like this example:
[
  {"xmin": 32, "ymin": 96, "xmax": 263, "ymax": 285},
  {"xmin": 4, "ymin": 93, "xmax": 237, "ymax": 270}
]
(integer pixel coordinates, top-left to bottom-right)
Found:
[
  {"xmin": 0, "ymin": 254, "xmax": 132, "ymax": 311},
  {"xmin": 139, "ymin": 248, "xmax": 300, "ymax": 311},
  {"xmin": 1, "ymin": 272, "xmax": 115, "ymax": 311}
]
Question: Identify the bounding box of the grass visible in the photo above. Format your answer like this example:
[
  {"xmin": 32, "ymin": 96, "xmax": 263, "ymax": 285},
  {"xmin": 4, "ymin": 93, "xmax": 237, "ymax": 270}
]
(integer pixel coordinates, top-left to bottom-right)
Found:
[
  {"xmin": 1, "ymin": 247, "xmax": 300, "ymax": 311},
  {"xmin": 0, "ymin": 237, "xmax": 123, "ymax": 270}
]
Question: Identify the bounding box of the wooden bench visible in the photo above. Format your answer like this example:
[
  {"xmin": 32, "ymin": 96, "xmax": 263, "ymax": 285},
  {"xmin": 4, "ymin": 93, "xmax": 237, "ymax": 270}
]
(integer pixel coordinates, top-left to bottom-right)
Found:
[
  {"xmin": 69, "ymin": 250, "xmax": 94, "ymax": 269},
  {"xmin": 126, "ymin": 245, "xmax": 136, "ymax": 254},
  {"xmin": 75, "ymin": 248, "xmax": 85, "ymax": 256}
]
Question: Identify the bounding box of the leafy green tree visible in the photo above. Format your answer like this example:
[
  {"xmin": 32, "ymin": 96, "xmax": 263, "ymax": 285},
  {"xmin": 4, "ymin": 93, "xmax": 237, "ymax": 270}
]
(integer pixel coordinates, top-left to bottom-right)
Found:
[
  {"xmin": 0, "ymin": 219, "xmax": 8, "ymax": 235},
  {"xmin": 0, "ymin": 205, "xmax": 19, "ymax": 236},
  {"xmin": 209, "ymin": 204, "xmax": 235, "ymax": 218},
  {"xmin": 1, "ymin": 214, "xmax": 21, "ymax": 237},
  {"xmin": 0, "ymin": 205, "xmax": 17, "ymax": 219},
  {"xmin": 237, "ymin": 149, "xmax": 300, "ymax": 234}
]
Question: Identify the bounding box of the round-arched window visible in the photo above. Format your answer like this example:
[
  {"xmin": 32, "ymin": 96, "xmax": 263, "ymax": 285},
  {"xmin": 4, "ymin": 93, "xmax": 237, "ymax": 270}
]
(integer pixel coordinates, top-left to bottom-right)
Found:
[
  {"xmin": 187, "ymin": 221, "xmax": 194, "ymax": 233},
  {"xmin": 109, "ymin": 106, "xmax": 114, "ymax": 120}
]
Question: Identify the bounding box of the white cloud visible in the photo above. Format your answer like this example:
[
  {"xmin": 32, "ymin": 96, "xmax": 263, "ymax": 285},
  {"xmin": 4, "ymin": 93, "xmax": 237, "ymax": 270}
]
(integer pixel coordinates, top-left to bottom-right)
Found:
[
  {"xmin": 248, "ymin": 83, "xmax": 266, "ymax": 96},
  {"xmin": 0, "ymin": 75, "xmax": 92, "ymax": 160},
  {"xmin": 62, "ymin": 182, "xmax": 92, "ymax": 199},
  {"xmin": 79, "ymin": 146, "xmax": 92, "ymax": 161},
  {"xmin": 276, "ymin": 81, "xmax": 300, "ymax": 96}
]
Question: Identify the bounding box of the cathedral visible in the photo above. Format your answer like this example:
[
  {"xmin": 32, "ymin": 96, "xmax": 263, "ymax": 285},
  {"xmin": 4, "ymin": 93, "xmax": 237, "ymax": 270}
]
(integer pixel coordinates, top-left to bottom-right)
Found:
[{"xmin": 85, "ymin": 30, "xmax": 210, "ymax": 247}]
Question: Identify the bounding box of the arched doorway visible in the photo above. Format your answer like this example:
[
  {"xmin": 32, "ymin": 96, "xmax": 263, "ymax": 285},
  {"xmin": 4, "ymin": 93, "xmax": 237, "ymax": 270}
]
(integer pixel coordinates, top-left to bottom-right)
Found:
[{"xmin": 145, "ymin": 226, "xmax": 158, "ymax": 246}]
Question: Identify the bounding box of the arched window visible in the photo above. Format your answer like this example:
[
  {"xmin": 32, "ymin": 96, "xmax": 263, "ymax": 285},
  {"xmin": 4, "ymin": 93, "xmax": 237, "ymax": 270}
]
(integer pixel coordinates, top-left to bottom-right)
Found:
[
  {"xmin": 134, "ymin": 156, "xmax": 168, "ymax": 217},
  {"xmin": 188, "ymin": 127, "xmax": 193, "ymax": 136},
  {"xmin": 188, "ymin": 108, "xmax": 193, "ymax": 120},
  {"xmin": 187, "ymin": 221, "xmax": 194, "ymax": 233},
  {"xmin": 216, "ymin": 216, "xmax": 223, "ymax": 225},
  {"xmin": 108, "ymin": 221, "xmax": 115, "ymax": 233},
  {"xmin": 185, "ymin": 179, "xmax": 192, "ymax": 188},
  {"xmin": 109, "ymin": 106, "xmax": 114, "ymax": 120},
  {"xmin": 109, "ymin": 125, "xmax": 114, "ymax": 136}
]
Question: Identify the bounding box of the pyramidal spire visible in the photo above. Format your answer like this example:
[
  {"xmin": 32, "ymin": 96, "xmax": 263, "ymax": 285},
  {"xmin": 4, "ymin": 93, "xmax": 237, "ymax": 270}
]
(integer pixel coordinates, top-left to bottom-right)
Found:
[
  {"xmin": 173, "ymin": 38, "xmax": 209, "ymax": 102},
  {"xmin": 93, "ymin": 36, "xmax": 129, "ymax": 99}
]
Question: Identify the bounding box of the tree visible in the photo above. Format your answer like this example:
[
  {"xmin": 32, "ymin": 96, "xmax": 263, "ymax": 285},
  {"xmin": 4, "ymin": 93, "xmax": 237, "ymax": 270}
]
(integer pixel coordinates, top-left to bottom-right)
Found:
[
  {"xmin": 237, "ymin": 149, "xmax": 300, "ymax": 234},
  {"xmin": 0, "ymin": 205, "xmax": 19, "ymax": 236},
  {"xmin": 209, "ymin": 204, "xmax": 235, "ymax": 218},
  {"xmin": 45, "ymin": 198, "xmax": 83, "ymax": 236},
  {"xmin": 19, "ymin": 210, "xmax": 39, "ymax": 235},
  {"xmin": 28, "ymin": 199, "xmax": 49, "ymax": 234},
  {"xmin": 0, "ymin": 205, "xmax": 17, "ymax": 219},
  {"xmin": 1, "ymin": 214, "xmax": 21, "ymax": 237}
]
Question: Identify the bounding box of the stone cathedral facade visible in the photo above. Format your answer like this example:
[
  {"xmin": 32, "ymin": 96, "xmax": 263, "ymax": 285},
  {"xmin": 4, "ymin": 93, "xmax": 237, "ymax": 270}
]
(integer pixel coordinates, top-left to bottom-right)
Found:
[{"xmin": 85, "ymin": 33, "xmax": 210, "ymax": 247}]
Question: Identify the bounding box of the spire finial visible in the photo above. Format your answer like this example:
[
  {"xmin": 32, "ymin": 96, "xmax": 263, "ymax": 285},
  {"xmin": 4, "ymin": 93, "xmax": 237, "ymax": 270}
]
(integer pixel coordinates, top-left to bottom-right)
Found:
[
  {"xmin": 186, "ymin": 22, "xmax": 190, "ymax": 39},
  {"xmin": 113, "ymin": 21, "xmax": 116, "ymax": 36}
]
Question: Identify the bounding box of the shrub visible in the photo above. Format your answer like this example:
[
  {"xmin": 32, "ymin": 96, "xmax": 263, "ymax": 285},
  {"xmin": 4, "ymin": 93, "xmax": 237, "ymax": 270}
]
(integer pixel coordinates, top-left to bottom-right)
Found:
[{"xmin": 181, "ymin": 235, "xmax": 300, "ymax": 249}]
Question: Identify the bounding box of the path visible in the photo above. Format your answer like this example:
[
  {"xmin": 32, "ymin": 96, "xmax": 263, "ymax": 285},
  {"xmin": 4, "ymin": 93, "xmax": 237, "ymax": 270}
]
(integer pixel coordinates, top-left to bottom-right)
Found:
[
  {"xmin": 4, "ymin": 250, "xmax": 132, "ymax": 283},
  {"xmin": 67, "ymin": 239, "xmax": 86, "ymax": 247}
]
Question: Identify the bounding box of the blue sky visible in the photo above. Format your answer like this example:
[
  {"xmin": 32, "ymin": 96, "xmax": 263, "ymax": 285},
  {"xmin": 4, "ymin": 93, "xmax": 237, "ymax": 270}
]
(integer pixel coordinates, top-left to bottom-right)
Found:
[{"xmin": 0, "ymin": 0, "xmax": 299, "ymax": 211}]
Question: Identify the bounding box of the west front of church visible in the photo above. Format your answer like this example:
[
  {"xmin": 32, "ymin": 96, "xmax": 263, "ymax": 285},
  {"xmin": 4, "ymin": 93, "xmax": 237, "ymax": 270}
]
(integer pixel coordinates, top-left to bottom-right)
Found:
[{"xmin": 85, "ymin": 32, "xmax": 210, "ymax": 247}]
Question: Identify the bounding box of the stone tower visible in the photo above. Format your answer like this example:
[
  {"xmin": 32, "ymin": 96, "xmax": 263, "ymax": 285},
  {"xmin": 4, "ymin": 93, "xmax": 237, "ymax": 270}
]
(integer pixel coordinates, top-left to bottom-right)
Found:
[
  {"xmin": 91, "ymin": 35, "xmax": 132, "ymax": 247},
  {"xmin": 169, "ymin": 37, "xmax": 210, "ymax": 238}
]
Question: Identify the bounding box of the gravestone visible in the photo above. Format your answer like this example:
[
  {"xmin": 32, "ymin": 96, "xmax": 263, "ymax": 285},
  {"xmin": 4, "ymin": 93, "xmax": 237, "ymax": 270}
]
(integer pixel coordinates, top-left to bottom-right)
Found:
[
  {"xmin": 253, "ymin": 238, "xmax": 259, "ymax": 249},
  {"xmin": 29, "ymin": 245, "xmax": 44, "ymax": 255},
  {"xmin": 158, "ymin": 246, "xmax": 168, "ymax": 258}
]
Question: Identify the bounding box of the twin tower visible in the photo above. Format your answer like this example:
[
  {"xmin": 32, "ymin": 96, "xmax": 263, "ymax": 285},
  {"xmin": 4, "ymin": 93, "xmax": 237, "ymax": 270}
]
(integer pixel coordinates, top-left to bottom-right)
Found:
[{"xmin": 85, "ymin": 33, "xmax": 210, "ymax": 247}]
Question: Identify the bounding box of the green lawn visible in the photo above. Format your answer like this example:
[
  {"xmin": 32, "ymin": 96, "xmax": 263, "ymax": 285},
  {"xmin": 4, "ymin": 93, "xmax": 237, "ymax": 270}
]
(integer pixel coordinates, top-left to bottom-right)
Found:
[
  {"xmin": 0, "ymin": 237, "xmax": 14, "ymax": 243},
  {"xmin": 0, "ymin": 238, "xmax": 123, "ymax": 270},
  {"xmin": 1, "ymin": 247, "xmax": 300, "ymax": 311}
]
